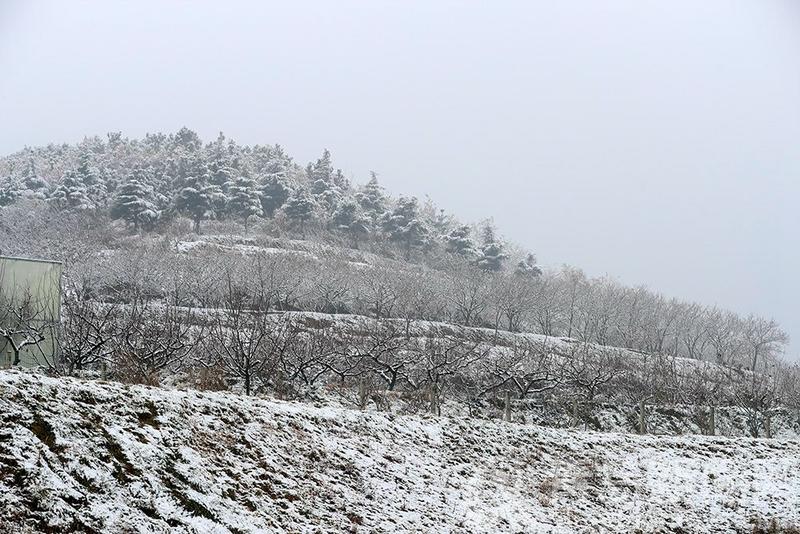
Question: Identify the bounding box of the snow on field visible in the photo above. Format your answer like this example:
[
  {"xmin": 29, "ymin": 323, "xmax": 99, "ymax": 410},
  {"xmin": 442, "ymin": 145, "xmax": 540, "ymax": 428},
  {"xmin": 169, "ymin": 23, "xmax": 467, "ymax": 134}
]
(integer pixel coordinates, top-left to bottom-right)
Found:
[
  {"xmin": 1, "ymin": 370, "xmax": 798, "ymax": 533},
  {"xmin": 174, "ymin": 239, "xmax": 319, "ymax": 260}
]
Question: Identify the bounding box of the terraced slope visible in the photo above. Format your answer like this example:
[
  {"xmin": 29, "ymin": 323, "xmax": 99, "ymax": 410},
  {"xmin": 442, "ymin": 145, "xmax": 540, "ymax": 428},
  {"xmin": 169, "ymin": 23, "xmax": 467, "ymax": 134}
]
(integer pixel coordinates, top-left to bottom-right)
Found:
[{"xmin": 0, "ymin": 370, "xmax": 798, "ymax": 533}]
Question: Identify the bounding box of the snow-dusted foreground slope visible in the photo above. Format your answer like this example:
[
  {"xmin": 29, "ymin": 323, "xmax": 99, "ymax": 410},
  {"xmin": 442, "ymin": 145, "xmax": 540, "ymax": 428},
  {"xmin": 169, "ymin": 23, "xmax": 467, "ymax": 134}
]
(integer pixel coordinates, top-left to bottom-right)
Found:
[{"xmin": 0, "ymin": 371, "xmax": 798, "ymax": 533}]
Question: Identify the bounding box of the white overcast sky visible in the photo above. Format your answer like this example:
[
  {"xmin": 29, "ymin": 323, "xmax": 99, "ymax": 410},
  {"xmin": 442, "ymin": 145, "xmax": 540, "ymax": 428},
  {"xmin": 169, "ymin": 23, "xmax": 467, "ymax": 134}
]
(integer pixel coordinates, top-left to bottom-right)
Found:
[{"xmin": 1, "ymin": 1, "xmax": 798, "ymax": 359}]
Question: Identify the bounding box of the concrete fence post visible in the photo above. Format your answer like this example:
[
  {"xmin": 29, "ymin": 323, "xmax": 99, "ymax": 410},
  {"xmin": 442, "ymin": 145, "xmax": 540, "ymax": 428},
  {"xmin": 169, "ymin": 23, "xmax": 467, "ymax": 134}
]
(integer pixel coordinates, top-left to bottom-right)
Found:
[
  {"xmin": 638, "ymin": 400, "xmax": 647, "ymax": 435},
  {"xmin": 708, "ymin": 405, "xmax": 715, "ymax": 436},
  {"xmin": 572, "ymin": 398, "xmax": 579, "ymax": 427},
  {"xmin": 504, "ymin": 391, "xmax": 512, "ymax": 422},
  {"xmin": 358, "ymin": 378, "xmax": 367, "ymax": 411},
  {"xmin": 430, "ymin": 385, "xmax": 439, "ymax": 416}
]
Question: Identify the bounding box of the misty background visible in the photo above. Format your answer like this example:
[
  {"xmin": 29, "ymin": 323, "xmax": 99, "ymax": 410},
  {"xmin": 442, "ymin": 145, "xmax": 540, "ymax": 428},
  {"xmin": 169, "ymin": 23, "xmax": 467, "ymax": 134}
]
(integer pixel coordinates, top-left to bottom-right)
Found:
[{"xmin": 1, "ymin": 0, "xmax": 798, "ymax": 359}]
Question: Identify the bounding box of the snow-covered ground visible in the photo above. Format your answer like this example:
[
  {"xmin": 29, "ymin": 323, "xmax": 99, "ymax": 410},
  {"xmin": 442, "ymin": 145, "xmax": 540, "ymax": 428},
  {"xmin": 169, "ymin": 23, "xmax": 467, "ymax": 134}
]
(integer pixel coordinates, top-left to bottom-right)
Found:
[{"xmin": 1, "ymin": 370, "xmax": 798, "ymax": 533}]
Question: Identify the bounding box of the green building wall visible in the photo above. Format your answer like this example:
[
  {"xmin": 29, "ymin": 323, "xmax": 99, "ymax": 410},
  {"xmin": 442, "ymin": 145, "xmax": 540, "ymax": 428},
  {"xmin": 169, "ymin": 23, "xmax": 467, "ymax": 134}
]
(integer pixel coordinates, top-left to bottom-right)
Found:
[{"xmin": 0, "ymin": 255, "xmax": 62, "ymax": 368}]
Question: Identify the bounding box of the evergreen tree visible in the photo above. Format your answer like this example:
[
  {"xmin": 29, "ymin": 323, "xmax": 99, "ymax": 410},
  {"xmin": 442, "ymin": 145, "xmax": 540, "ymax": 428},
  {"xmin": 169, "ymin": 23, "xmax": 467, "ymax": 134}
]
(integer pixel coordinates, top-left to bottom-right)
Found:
[
  {"xmin": 260, "ymin": 174, "xmax": 292, "ymax": 217},
  {"xmin": 172, "ymin": 127, "xmax": 203, "ymax": 152},
  {"xmin": 75, "ymin": 151, "xmax": 108, "ymax": 206},
  {"xmin": 445, "ymin": 224, "xmax": 477, "ymax": 257},
  {"xmin": 174, "ymin": 177, "xmax": 226, "ymax": 233},
  {"xmin": 208, "ymin": 132, "xmax": 236, "ymax": 186},
  {"xmin": 22, "ymin": 158, "xmax": 47, "ymax": 193},
  {"xmin": 307, "ymin": 149, "xmax": 334, "ymax": 183},
  {"xmin": 110, "ymin": 172, "xmax": 158, "ymax": 231},
  {"xmin": 0, "ymin": 180, "xmax": 21, "ymax": 207},
  {"xmin": 307, "ymin": 150, "xmax": 344, "ymax": 216},
  {"xmin": 476, "ymin": 222, "xmax": 508, "ymax": 272},
  {"xmin": 227, "ymin": 176, "xmax": 263, "ymax": 233},
  {"xmin": 515, "ymin": 253, "xmax": 543, "ymax": 277},
  {"xmin": 331, "ymin": 198, "xmax": 370, "ymax": 248},
  {"xmin": 49, "ymin": 170, "xmax": 95, "ymax": 210},
  {"xmin": 283, "ymin": 187, "xmax": 316, "ymax": 234},
  {"xmin": 382, "ymin": 196, "xmax": 430, "ymax": 259},
  {"xmin": 311, "ymin": 178, "xmax": 341, "ymax": 215},
  {"xmin": 50, "ymin": 151, "xmax": 107, "ymax": 211},
  {"xmin": 430, "ymin": 207, "xmax": 453, "ymax": 237},
  {"xmin": 251, "ymin": 143, "xmax": 292, "ymax": 177},
  {"xmin": 333, "ymin": 168, "xmax": 349, "ymax": 189},
  {"xmin": 356, "ymin": 172, "xmax": 386, "ymax": 222}
]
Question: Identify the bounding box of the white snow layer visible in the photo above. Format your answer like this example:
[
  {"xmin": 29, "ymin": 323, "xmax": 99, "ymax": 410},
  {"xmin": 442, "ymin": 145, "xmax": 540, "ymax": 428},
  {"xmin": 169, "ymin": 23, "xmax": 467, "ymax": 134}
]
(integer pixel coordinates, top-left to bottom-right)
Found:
[{"xmin": 0, "ymin": 370, "xmax": 797, "ymax": 533}]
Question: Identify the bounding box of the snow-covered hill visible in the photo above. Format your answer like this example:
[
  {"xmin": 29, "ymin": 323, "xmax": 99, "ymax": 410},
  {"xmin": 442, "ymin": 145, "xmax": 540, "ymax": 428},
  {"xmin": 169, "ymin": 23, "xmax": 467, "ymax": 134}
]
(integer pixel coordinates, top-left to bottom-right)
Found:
[{"xmin": 1, "ymin": 370, "xmax": 798, "ymax": 533}]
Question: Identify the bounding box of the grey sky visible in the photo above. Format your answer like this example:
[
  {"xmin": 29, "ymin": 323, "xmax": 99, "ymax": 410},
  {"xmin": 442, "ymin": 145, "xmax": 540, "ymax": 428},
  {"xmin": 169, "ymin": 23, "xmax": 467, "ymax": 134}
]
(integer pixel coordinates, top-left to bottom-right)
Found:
[{"xmin": 1, "ymin": 1, "xmax": 798, "ymax": 359}]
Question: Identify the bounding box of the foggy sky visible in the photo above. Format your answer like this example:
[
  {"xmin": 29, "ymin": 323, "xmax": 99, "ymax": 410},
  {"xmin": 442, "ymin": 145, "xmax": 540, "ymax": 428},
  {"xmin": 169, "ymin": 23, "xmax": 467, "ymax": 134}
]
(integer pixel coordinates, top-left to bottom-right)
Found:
[{"xmin": 1, "ymin": 1, "xmax": 798, "ymax": 359}]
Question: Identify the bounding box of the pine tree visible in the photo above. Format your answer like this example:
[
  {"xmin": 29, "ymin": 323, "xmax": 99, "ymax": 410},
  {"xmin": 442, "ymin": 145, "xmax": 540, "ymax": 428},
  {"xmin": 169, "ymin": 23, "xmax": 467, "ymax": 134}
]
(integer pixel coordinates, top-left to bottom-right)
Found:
[
  {"xmin": 227, "ymin": 176, "xmax": 263, "ymax": 233},
  {"xmin": 307, "ymin": 150, "xmax": 344, "ymax": 216},
  {"xmin": 174, "ymin": 177, "xmax": 226, "ymax": 233},
  {"xmin": 445, "ymin": 224, "xmax": 477, "ymax": 257},
  {"xmin": 476, "ymin": 222, "xmax": 508, "ymax": 272},
  {"xmin": 331, "ymin": 198, "xmax": 370, "ymax": 248},
  {"xmin": 260, "ymin": 174, "xmax": 292, "ymax": 217},
  {"xmin": 515, "ymin": 253, "xmax": 543, "ymax": 277},
  {"xmin": 382, "ymin": 196, "xmax": 430, "ymax": 259},
  {"xmin": 251, "ymin": 143, "xmax": 292, "ymax": 177},
  {"xmin": 22, "ymin": 158, "xmax": 47, "ymax": 193},
  {"xmin": 307, "ymin": 149, "xmax": 334, "ymax": 183},
  {"xmin": 110, "ymin": 173, "xmax": 158, "ymax": 231},
  {"xmin": 333, "ymin": 168, "xmax": 349, "ymax": 189},
  {"xmin": 50, "ymin": 152, "xmax": 107, "ymax": 211},
  {"xmin": 208, "ymin": 132, "xmax": 236, "ymax": 186},
  {"xmin": 356, "ymin": 172, "xmax": 386, "ymax": 222},
  {"xmin": 284, "ymin": 187, "xmax": 316, "ymax": 235},
  {"xmin": 311, "ymin": 179, "xmax": 341, "ymax": 215},
  {"xmin": 0, "ymin": 180, "xmax": 21, "ymax": 207},
  {"xmin": 75, "ymin": 151, "xmax": 108, "ymax": 207},
  {"xmin": 49, "ymin": 170, "xmax": 95, "ymax": 210},
  {"xmin": 172, "ymin": 127, "xmax": 203, "ymax": 152}
]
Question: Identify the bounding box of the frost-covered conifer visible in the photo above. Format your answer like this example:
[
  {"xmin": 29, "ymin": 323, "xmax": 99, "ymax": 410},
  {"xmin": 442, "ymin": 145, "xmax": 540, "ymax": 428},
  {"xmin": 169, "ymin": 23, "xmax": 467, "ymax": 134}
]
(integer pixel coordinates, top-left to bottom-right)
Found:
[
  {"xmin": 284, "ymin": 186, "xmax": 316, "ymax": 234},
  {"xmin": 382, "ymin": 196, "xmax": 430, "ymax": 259},
  {"xmin": 445, "ymin": 224, "xmax": 477, "ymax": 258},
  {"xmin": 226, "ymin": 176, "xmax": 263, "ymax": 233},
  {"xmin": 260, "ymin": 174, "xmax": 292, "ymax": 217},
  {"xmin": 110, "ymin": 170, "xmax": 159, "ymax": 231},
  {"xmin": 476, "ymin": 222, "xmax": 507, "ymax": 272},
  {"xmin": 331, "ymin": 198, "xmax": 370, "ymax": 248}
]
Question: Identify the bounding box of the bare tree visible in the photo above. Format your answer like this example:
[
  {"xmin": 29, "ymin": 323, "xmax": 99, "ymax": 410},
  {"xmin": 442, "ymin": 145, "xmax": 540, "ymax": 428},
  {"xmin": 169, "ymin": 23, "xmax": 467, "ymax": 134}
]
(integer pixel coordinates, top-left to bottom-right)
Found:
[
  {"xmin": 733, "ymin": 357, "xmax": 781, "ymax": 438},
  {"xmin": 204, "ymin": 279, "xmax": 274, "ymax": 395},
  {"xmin": 111, "ymin": 301, "xmax": 199, "ymax": 385},
  {"xmin": 342, "ymin": 321, "xmax": 412, "ymax": 391},
  {"xmin": 279, "ymin": 320, "xmax": 335, "ymax": 388},
  {"xmin": 477, "ymin": 338, "xmax": 559, "ymax": 399},
  {"xmin": 0, "ymin": 287, "xmax": 56, "ymax": 366},
  {"xmin": 309, "ymin": 257, "xmax": 352, "ymax": 314},
  {"xmin": 446, "ymin": 261, "xmax": 489, "ymax": 327},
  {"xmin": 742, "ymin": 315, "xmax": 788, "ymax": 373},
  {"xmin": 407, "ymin": 333, "xmax": 488, "ymax": 414},
  {"xmin": 557, "ymin": 343, "xmax": 625, "ymax": 429},
  {"xmin": 356, "ymin": 261, "xmax": 399, "ymax": 320},
  {"xmin": 60, "ymin": 290, "xmax": 118, "ymax": 374}
]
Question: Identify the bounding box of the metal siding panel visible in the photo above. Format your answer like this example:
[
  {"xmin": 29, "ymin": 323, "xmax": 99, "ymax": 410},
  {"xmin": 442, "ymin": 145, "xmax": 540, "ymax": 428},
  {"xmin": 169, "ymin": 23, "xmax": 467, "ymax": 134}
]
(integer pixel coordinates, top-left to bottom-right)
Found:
[{"xmin": 0, "ymin": 256, "xmax": 62, "ymax": 368}]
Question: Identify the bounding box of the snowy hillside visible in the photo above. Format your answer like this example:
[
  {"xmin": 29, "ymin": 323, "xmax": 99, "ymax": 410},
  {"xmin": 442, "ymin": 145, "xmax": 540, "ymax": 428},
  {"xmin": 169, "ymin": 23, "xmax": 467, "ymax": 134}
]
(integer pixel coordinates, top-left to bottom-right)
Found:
[{"xmin": 1, "ymin": 370, "xmax": 798, "ymax": 533}]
